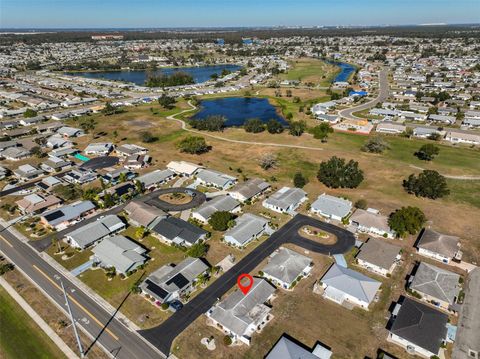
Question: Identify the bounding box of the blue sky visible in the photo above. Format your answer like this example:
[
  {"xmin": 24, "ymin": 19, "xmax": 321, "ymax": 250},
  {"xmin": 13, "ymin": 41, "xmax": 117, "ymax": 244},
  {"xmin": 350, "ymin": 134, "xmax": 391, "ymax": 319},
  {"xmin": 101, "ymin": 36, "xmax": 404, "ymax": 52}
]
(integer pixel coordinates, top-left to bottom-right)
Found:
[{"xmin": 1, "ymin": 0, "xmax": 479, "ymax": 28}]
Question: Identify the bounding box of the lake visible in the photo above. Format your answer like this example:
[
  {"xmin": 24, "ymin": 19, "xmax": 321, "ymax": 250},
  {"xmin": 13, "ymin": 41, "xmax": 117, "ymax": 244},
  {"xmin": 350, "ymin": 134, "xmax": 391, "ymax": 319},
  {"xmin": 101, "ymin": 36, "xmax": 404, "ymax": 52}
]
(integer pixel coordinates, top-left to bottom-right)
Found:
[
  {"xmin": 328, "ymin": 61, "xmax": 356, "ymax": 82},
  {"xmin": 66, "ymin": 64, "xmax": 242, "ymax": 85},
  {"xmin": 191, "ymin": 97, "xmax": 288, "ymax": 127}
]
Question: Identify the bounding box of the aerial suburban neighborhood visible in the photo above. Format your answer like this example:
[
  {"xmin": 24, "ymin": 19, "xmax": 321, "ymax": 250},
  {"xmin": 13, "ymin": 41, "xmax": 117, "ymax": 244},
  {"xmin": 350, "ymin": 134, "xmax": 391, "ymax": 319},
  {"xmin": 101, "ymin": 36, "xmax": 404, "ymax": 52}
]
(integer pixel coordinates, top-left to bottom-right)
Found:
[{"xmin": 0, "ymin": 2, "xmax": 479, "ymax": 359}]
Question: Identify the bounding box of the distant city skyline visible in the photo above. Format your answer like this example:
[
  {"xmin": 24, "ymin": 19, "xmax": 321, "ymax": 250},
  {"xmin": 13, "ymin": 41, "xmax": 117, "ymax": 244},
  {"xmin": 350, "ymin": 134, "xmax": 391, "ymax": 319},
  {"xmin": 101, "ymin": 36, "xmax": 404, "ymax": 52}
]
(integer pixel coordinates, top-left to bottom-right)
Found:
[{"xmin": 1, "ymin": 0, "xmax": 479, "ymax": 29}]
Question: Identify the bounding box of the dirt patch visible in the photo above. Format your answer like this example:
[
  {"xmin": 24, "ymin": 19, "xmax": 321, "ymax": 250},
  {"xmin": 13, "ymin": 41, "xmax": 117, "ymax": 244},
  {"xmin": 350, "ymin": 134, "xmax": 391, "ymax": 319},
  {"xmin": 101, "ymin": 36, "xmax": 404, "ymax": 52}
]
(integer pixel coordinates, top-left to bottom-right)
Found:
[
  {"xmin": 298, "ymin": 225, "xmax": 337, "ymax": 245},
  {"xmin": 159, "ymin": 192, "xmax": 193, "ymax": 205},
  {"xmin": 126, "ymin": 119, "xmax": 154, "ymax": 128}
]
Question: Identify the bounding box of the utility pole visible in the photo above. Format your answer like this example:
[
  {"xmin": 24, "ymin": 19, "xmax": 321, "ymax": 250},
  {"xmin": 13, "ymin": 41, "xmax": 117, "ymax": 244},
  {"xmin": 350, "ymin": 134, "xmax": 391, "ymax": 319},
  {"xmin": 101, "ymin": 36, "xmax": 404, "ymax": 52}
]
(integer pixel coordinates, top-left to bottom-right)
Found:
[{"xmin": 61, "ymin": 281, "xmax": 84, "ymax": 358}]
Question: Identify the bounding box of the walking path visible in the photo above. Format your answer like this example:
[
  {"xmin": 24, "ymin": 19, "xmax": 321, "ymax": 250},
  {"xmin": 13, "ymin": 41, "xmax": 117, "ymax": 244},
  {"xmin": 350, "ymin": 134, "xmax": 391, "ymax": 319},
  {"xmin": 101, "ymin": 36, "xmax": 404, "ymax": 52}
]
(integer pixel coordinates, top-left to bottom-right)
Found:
[
  {"xmin": 408, "ymin": 165, "xmax": 480, "ymax": 180},
  {"xmin": 167, "ymin": 102, "xmax": 324, "ymax": 152},
  {"xmin": 0, "ymin": 276, "xmax": 80, "ymax": 359}
]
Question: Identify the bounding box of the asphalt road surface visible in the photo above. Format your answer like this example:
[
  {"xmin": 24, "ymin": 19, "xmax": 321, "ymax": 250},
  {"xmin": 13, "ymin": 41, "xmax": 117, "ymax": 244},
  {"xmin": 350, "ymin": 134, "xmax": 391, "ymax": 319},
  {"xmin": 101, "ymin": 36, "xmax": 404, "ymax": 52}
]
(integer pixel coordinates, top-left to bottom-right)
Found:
[
  {"xmin": 140, "ymin": 213, "xmax": 355, "ymax": 355},
  {"xmin": 0, "ymin": 224, "xmax": 164, "ymax": 359},
  {"xmin": 338, "ymin": 67, "xmax": 389, "ymax": 121},
  {"xmin": 143, "ymin": 187, "xmax": 207, "ymax": 212}
]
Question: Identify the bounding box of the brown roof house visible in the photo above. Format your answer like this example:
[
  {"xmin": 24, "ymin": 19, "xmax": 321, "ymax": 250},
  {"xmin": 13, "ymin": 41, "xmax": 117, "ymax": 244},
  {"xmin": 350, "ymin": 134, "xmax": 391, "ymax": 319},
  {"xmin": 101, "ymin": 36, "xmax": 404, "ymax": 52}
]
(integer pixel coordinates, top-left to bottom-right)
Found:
[
  {"xmin": 356, "ymin": 238, "xmax": 401, "ymax": 277},
  {"xmin": 124, "ymin": 200, "xmax": 167, "ymax": 229},
  {"xmin": 16, "ymin": 193, "xmax": 62, "ymax": 215},
  {"xmin": 416, "ymin": 229, "xmax": 462, "ymax": 264}
]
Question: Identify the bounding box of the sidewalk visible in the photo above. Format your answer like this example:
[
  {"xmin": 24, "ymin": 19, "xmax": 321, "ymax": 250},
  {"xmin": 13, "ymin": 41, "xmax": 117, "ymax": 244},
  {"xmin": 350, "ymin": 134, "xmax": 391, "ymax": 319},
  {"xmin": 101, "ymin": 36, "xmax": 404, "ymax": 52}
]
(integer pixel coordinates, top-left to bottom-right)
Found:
[{"xmin": 0, "ymin": 277, "xmax": 80, "ymax": 359}]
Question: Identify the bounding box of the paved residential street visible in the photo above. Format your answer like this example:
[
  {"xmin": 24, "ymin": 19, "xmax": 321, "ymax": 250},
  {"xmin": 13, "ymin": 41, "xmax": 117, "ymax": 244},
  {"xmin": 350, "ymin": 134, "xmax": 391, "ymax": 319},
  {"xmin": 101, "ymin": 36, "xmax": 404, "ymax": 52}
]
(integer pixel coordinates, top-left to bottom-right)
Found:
[
  {"xmin": 140, "ymin": 214, "xmax": 355, "ymax": 355},
  {"xmin": 0, "ymin": 224, "xmax": 164, "ymax": 359},
  {"xmin": 338, "ymin": 68, "xmax": 389, "ymax": 121}
]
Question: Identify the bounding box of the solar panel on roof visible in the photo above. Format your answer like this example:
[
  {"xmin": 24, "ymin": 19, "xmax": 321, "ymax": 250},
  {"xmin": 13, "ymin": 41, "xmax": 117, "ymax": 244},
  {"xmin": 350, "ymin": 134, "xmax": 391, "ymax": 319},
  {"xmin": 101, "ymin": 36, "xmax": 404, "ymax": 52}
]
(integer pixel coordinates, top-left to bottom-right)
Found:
[
  {"xmin": 165, "ymin": 273, "xmax": 189, "ymax": 289},
  {"xmin": 145, "ymin": 279, "xmax": 169, "ymax": 300},
  {"xmin": 44, "ymin": 210, "xmax": 64, "ymax": 222}
]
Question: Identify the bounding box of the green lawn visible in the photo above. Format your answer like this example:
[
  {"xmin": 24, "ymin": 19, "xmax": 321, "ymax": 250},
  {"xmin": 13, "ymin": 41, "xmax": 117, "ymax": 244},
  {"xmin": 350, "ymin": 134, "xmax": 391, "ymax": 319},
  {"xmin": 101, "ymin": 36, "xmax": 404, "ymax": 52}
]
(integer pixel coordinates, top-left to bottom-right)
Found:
[
  {"xmin": 446, "ymin": 179, "xmax": 480, "ymax": 208},
  {"xmin": 281, "ymin": 58, "xmax": 339, "ymax": 86},
  {"xmin": 0, "ymin": 286, "xmax": 66, "ymax": 359}
]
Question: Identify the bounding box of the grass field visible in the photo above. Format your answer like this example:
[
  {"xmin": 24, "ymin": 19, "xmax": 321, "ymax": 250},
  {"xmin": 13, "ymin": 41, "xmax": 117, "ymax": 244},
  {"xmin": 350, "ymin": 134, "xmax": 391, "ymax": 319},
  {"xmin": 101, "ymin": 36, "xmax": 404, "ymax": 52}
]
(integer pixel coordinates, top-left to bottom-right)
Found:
[
  {"xmin": 280, "ymin": 58, "xmax": 339, "ymax": 86},
  {"xmin": 0, "ymin": 286, "xmax": 66, "ymax": 359}
]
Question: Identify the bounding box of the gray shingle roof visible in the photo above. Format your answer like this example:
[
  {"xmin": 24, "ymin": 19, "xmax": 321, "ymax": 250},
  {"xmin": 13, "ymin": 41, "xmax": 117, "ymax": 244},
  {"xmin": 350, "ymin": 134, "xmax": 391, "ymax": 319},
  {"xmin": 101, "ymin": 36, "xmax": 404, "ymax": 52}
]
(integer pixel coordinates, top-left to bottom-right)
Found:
[
  {"xmin": 224, "ymin": 213, "xmax": 268, "ymax": 246},
  {"xmin": 311, "ymin": 194, "xmax": 352, "ymax": 219},
  {"xmin": 136, "ymin": 169, "xmax": 175, "ymax": 187},
  {"xmin": 196, "ymin": 168, "xmax": 236, "ymax": 188},
  {"xmin": 265, "ymin": 336, "xmax": 321, "ymax": 359},
  {"xmin": 417, "ymin": 229, "xmax": 460, "ymax": 258},
  {"xmin": 42, "ymin": 200, "xmax": 95, "ymax": 227},
  {"xmin": 321, "ymin": 264, "xmax": 381, "ymax": 304},
  {"xmin": 410, "ymin": 262, "xmax": 460, "ymax": 305},
  {"xmin": 229, "ymin": 178, "xmax": 270, "ymax": 200},
  {"xmin": 390, "ymin": 297, "xmax": 448, "ymax": 354},
  {"xmin": 193, "ymin": 195, "xmax": 240, "ymax": 221},
  {"xmin": 264, "ymin": 187, "xmax": 306, "ymax": 211},
  {"xmin": 66, "ymin": 214, "xmax": 124, "ymax": 248},
  {"xmin": 92, "ymin": 235, "xmax": 147, "ymax": 274},
  {"xmin": 263, "ymin": 247, "xmax": 312, "ymax": 285},
  {"xmin": 209, "ymin": 278, "xmax": 275, "ymax": 337},
  {"xmin": 356, "ymin": 238, "xmax": 400, "ymax": 271},
  {"xmin": 152, "ymin": 217, "xmax": 207, "ymax": 245}
]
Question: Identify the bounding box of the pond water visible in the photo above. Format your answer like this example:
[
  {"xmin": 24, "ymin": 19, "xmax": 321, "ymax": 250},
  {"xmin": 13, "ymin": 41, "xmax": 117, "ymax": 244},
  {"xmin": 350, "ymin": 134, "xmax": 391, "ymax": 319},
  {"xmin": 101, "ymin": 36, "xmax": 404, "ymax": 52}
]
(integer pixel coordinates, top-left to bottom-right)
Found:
[
  {"xmin": 66, "ymin": 64, "xmax": 242, "ymax": 85},
  {"xmin": 191, "ymin": 97, "xmax": 287, "ymax": 127},
  {"xmin": 328, "ymin": 61, "xmax": 356, "ymax": 82}
]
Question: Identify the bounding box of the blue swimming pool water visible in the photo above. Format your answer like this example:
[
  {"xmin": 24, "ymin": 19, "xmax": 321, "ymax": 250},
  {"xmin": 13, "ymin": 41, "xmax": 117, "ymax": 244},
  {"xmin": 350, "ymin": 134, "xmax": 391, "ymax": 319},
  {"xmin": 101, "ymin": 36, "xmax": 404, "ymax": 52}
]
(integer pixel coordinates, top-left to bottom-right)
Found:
[{"xmin": 74, "ymin": 153, "xmax": 90, "ymax": 162}]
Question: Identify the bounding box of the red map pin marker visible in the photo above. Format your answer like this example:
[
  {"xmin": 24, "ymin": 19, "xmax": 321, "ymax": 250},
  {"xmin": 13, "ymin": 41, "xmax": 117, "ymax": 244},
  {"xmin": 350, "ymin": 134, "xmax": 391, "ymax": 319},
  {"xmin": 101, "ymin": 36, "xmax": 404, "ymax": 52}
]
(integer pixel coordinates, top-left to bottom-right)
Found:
[{"xmin": 237, "ymin": 274, "xmax": 253, "ymax": 295}]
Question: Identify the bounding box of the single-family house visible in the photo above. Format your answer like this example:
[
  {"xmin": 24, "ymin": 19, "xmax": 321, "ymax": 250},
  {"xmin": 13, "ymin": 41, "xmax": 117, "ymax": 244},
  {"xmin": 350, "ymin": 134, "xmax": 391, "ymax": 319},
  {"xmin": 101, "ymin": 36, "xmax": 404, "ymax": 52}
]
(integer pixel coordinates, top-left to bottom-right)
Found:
[
  {"xmin": 191, "ymin": 195, "xmax": 241, "ymax": 223},
  {"xmin": 136, "ymin": 169, "xmax": 175, "ymax": 190},
  {"xmin": 140, "ymin": 257, "xmax": 208, "ymax": 304},
  {"xmin": 40, "ymin": 156, "xmax": 72, "ymax": 173},
  {"xmin": 124, "ymin": 200, "xmax": 167, "ymax": 229},
  {"xmin": 65, "ymin": 214, "xmax": 125, "ymax": 249},
  {"xmin": 262, "ymin": 247, "xmax": 312, "ymax": 289},
  {"xmin": 356, "ymin": 238, "xmax": 401, "ymax": 277},
  {"xmin": 445, "ymin": 130, "xmax": 480, "ymax": 145},
  {"xmin": 167, "ymin": 160, "xmax": 203, "ymax": 177},
  {"xmin": 266, "ymin": 335, "xmax": 332, "ymax": 359},
  {"xmin": 63, "ymin": 168, "xmax": 97, "ymax": 185},
  {"xmin": 376, "ymin": 122, "xmax": 406, "ymax": 134},
  {"xmin": 416, "ymin": 229, "xmax": 461, "ymax": 264},
  {"xmin": 92, "ymin": 235, "xmax": 147, "ymax": 275},
  {"xmin": 207, "ymin": 278, "xmax": 276, "ymax": 345},
  {"xmin": 84, "ymin": 142, "xmax": 114, "ymax": 155},
  {"xmin": 124, "ymin": 154, "xmax": 150, "ymax": 170},
  {"xmin": 349, "ymin": 208, "xmax": 395, "ymax": 238},
  {"xmin": 228, "ymin": 178, "xmax": 270, "ymax": 203},
  {"xmin": 224, "ymin": 213, "xmax": 269, "ymax": 248},
  {"xmin": 0, "ymin": 146, "xmax": 30, "ymax": 161},
  {"xmin": 319, "ymin": 264, "xmax": 381, "ymax": 310},
  {"xmin": 196, "ymin": 169, "xmax": 237, "ymax": 189},
  {"xmin": 310, "ymin": 194, "xmax": 352, "ymax": 221},
  {"xmin": 13, "ymin": 164, "xmax": 43, "ymax": 181},
  {"xmin": 388, "ymin": 297, "xmax": 448, "ymax": 358},
  {"xmin": 151, "ymin": 216, "xmax": 207, "ymax": 247},
  {"xmin": 56, "ymin": 126, "xmax": 84, "ymax": 138},
  {"xmin": 41, "ymin": 200, "xmax": 96, "ymax": 230},
  {"xmin": 263, "ymin": 187, "xmax": 307, "ymax": 214},
  {"xmin": 408, "ymin": 262, "xmax": 460, "ymax": 311},
  {"xmin": 15, "ymin": 193, "xmax": 62, "ymax": 215},
  {"xmin": 115, "ymin": 144, "xmax": 148, "ymax": 157}
]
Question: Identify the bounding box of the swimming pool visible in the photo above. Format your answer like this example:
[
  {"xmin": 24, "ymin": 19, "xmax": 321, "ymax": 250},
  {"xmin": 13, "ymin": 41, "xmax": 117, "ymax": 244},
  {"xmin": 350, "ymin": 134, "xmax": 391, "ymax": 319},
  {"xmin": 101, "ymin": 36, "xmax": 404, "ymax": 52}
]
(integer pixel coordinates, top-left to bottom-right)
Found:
[{"xmin": 74, "ymin": 153, "xmax": 90, "ymax": 162}]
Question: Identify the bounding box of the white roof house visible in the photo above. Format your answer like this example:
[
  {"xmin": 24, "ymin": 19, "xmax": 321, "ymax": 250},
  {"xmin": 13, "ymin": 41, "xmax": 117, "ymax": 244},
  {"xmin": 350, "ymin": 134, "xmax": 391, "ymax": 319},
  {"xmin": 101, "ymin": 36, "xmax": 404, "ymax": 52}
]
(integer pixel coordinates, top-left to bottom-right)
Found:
[
  {"xmin": 349, "ymin": 208, "xmax": 395, "ymax": 238},
  {"xmin": 84, "ymin": 142, "xmax": 114, "ymax": 155},
  {"xmin": 319, "ymin": 264, "xmax": 381, "ymax": 310},
  {"xmin": 167, "ymin": 160, "xmax": 203, "ymax": 177},
  {"xmin": 207, "ymin": 278, "xmax": 276, "ymax": 345},
  {"xmin": 262, "ymin": 247, "xmax": 312, "ymax": 289},
  {"xmin": 92, "ymin": 235, "xmax": 147, "ymax": 275},
  {"xmin": 263, "ymin": 187, "xmax": 307, "ymax": 214},
  {"xmin": 196, "ymin": 169, "xmax": 237, "ymax": 189},
  {"xmin": 310, "ymin": 194, "xmax": 352, "ymax": 221},
  {"xmin": 224, "ymin": 213, "xmax": 269, "ymax": 248}
]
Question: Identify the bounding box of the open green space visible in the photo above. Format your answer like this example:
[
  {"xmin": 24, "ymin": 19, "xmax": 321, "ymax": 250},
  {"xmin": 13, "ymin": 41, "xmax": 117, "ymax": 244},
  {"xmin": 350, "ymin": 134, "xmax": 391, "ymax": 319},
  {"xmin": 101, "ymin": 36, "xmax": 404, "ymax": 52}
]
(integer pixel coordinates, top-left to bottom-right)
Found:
[
  {"xmin": 0, "ymin": 286, "xmax": 67, "ymax": 359},
  {"xmin": 280, "ymin": 58, "xmax": 340, "ymax": 86}
]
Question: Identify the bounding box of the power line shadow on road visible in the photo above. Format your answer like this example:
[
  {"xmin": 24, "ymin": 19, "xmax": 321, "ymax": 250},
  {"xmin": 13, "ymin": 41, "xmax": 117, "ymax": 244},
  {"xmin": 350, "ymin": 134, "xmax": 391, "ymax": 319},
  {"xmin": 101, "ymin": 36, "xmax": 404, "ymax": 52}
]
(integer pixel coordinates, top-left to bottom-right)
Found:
[{"xmin": 83, "ymin": 272, "xmax": 146, "ymax": 356}]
